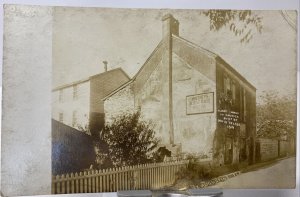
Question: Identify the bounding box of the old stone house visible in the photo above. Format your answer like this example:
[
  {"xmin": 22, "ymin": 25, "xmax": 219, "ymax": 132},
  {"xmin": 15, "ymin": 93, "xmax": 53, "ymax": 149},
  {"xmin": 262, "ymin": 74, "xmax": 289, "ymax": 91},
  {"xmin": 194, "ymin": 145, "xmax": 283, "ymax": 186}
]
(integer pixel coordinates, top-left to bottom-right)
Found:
[
  {"xmin": 52, "ymin": 67, "xmax": 130, "ymax": 136},
  {"xmin": 103, "ymin": 14, "xmax": 256, "ymax": 166}
]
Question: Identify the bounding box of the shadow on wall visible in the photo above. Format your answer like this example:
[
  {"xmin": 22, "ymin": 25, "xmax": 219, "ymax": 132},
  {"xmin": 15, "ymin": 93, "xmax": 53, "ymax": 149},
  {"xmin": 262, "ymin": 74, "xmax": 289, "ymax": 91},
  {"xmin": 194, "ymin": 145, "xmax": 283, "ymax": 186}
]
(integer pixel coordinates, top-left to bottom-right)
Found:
[{"xmin": 52, "ymin": 119, "xmax": 96, "ymax": 175}]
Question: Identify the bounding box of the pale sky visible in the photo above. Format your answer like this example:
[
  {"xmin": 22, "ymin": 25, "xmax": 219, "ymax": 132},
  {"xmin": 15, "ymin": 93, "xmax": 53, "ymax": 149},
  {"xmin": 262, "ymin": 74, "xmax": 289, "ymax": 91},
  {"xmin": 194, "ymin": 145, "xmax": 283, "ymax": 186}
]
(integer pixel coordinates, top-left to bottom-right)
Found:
[{"xmin": 53, "ymin": 8, "xmax": 297, "ymax": 103}]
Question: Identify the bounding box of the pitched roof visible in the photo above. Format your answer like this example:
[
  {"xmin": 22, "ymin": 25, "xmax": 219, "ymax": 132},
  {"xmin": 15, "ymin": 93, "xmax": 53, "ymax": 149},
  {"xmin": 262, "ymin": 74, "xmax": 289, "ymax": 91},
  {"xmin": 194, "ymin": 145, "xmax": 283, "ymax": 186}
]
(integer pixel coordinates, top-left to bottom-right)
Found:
[
  {"xmin": 131, "ymin": 39, "xmax": 165, "ymax": 81},
  {"xmin": 103, "ymin": 34, "xmax": 256, "ymax": 100},
  {"xmin": 52, "ymin": 68, "xmax": 130, "ymax": 91},
  {"xmin": 172, "ymin": 34, "xmax": 217, "ymax": 59},
  {"xmin": 173, "ymin": 35, "xmax": 256, "ymax": 90}
]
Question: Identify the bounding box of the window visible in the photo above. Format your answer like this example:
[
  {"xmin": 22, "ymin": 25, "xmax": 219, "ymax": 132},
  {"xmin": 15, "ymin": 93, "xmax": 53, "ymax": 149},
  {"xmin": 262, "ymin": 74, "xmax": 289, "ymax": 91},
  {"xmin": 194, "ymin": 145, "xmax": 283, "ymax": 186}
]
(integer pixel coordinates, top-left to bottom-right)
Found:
[
  {"xmin": 59, "ymin": 90, "xmax": 63, "ymax": 103},
  {"xmin": 224, "ymin": 75, "xmax": 231, "ymax": 95},
  {"xmin": 59, "ymin": 112, "xmax": 64, "ymax": 123},
  {"xmin": 243, "ymin": 89, "xmax": 247, "ymax": 121},
  {"xmin": 223, "ymin": 76, "xmax": 227, "ymax": 94},
  {"xmin": 72, "ymin": 111, "xmax": 77, "ymax": 127},
  {"xmin": 232, "ymin": 82, "xmax": 236, "ymax": 104},
  {"xmin": 240, "ymin": 88, "xmax": 247, "ymax": 122},
  {"xmin": 73, "ymin": 85, "xmax": 78, "ymax": 100}
]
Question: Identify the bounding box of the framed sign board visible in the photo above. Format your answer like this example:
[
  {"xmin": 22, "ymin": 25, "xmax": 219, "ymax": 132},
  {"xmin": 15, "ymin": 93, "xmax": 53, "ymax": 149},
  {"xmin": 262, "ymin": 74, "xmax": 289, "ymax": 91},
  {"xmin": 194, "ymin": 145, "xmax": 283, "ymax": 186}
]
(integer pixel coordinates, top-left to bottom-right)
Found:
[{"xmin": 186, "ymin": 92, "xmax": 214, "ymax": 115}]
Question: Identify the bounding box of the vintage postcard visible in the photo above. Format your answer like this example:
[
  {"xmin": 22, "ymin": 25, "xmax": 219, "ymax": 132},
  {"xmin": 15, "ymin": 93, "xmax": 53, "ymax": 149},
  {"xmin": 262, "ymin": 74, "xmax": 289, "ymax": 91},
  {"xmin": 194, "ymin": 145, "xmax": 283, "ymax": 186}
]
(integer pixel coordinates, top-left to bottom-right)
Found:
[
  {"xmin": 2, "ymin": 5, "xmax": 298, "ymax": 196},
  {"xmin": 51, "ymin": 7, "xmax": 297, "ymax": 193}
]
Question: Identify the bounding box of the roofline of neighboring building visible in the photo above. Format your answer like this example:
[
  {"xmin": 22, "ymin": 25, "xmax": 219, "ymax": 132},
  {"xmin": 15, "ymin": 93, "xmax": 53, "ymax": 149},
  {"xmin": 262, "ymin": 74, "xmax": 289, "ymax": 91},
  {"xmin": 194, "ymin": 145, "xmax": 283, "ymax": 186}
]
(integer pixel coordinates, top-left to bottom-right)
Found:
[
  {"xmin": 102, "ymin": 80, "xmax": 134, "ymax": 101},
  {"xmin": 52, "ymin": 78, "xmax": 90, "ymax": 92},
  {"xmin": 52, "ymin": 67, "xmax": 130, "ymax": 92},
  {"xmin": 89, "ymin": 67, "xmax": 130, "ymax": 80},
  {"xmin": 174, "ymin": 35, "xmax": 256, "ymax": 91}
]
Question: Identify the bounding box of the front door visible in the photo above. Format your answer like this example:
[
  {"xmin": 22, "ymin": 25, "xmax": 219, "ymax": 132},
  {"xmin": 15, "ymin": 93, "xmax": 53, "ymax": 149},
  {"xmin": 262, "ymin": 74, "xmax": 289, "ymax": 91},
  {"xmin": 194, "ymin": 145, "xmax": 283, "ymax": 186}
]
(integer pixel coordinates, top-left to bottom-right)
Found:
[
  {"xmin": 224, "ymin": 137, "xmax": 233, "ymax": 164},
  {"xmin": 248, "ymin": 137, "xmax": 254, "ymax": 165}
]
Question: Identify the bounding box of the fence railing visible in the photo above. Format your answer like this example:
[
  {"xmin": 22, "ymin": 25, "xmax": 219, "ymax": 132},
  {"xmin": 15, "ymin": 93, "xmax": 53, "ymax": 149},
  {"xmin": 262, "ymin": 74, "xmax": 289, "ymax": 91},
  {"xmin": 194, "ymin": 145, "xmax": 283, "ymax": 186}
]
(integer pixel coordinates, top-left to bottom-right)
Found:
[{"xmin": 52, "ymin": 160, "xmax": 188, "ymax": 194}]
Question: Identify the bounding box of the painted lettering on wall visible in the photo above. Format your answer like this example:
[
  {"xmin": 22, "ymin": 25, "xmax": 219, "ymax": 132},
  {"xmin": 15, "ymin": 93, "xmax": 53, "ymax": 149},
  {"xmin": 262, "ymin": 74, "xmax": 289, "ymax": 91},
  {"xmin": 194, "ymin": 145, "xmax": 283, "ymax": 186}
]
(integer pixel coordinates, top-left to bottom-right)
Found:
[{"xmin": 217, "ymin": 110, "xmax": 240, "ymax": 130}]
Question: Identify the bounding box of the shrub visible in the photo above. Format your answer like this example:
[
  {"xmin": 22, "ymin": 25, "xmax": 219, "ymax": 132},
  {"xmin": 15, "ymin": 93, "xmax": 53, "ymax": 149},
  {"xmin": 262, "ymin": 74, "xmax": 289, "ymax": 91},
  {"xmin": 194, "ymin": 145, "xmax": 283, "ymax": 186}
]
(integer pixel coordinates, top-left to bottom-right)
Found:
[
  {"xmin": 101, "ymin": 110, "xmax": 159, "ymax": 167},
  {"xmin": 176, "ymin": 155, "xmax": 212, "ymax": 181}
]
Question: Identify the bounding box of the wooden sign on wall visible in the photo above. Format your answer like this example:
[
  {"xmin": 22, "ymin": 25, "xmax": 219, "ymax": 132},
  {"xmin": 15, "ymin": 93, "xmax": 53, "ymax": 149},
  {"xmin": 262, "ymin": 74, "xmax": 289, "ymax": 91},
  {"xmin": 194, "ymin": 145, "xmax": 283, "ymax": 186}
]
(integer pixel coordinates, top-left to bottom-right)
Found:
[{"xmin": 186, "ymin": 92, "xmax": 214, "ymax": 115}]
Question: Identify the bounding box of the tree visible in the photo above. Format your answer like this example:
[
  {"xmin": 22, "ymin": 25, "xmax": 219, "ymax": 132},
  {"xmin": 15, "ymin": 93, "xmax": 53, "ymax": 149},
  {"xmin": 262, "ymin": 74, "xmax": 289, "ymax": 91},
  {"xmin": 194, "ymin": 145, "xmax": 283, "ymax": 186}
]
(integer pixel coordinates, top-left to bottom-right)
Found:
[
  {"xmin": 257, "ymin": 90, "xmax": 296, "ymax": 139},
  {"xmin": 101, "ymin": 111, "xmax": 159, "ymax": 167},
  {"xmin": 203, "ymin": 10, "xmax": 263, "ymax": 43}
]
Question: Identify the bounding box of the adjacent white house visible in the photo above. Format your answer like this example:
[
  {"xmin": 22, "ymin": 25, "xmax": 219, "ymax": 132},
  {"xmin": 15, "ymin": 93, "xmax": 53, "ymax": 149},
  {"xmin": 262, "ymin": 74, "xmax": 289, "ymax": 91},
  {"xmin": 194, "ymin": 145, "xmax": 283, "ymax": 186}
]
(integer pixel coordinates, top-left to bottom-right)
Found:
[{"xmin": 52, "ymin": 66, "xmax": 130, "ymax": 136}]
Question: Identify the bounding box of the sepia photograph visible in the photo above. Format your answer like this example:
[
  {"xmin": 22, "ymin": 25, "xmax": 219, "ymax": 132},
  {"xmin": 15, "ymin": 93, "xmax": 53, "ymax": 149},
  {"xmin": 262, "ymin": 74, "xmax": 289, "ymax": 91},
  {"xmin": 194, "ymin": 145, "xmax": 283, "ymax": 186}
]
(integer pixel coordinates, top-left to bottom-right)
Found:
[{"xmin": 49, "ymin": 7, "xmax": 298, "ymax": 193}]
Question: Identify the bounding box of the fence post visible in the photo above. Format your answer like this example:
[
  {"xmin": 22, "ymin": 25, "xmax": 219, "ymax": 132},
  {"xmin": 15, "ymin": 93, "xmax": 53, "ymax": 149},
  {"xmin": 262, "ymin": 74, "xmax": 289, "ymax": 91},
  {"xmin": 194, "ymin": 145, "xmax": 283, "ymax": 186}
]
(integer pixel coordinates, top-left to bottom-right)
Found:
[
  {"xmin": 117, "ymin": 167, "xmax": 120, "ymax": 191},
  {"xmin": 84, "ymin": 171, "xmax": 88, "ymax": 193},
  {"xmin": 91, "ymin": 170, "xmax": 95, "ymax": 192},
  {"xmin": 51, "ymin": 176, "xmax": 55, "ymax": 194},
  {"xmin": 112, "ymin": 167, "xmax": 116, "ymax": 192},
  {"xmin": 70, "ymin": 173, "xmax": 74, "ymax": 193},
  {"xmin": 61, "ymin": 174, "xmax": 65, "ymax": 194},
  {"xmin": 79, "ymin": 172, "xmax": 83, "ymax": 193},
  {"xmin": 134, "ymin": 165, "xmax": 139, "ymax": 189},
  {"xmin": 130, "ymin": 166, "xmax": 135, "ymax": 190},
  {"xmin": 75, "ymin": 173, "xmax": 79, "ymax": 193},
  {"xmin": 87, "ymin": 171, "xmax": 91, "ymax": 192},
  {"xmin": 124, "ymin": 166, "xmax": 127, "ymax": 190},
  {"xmin": 99, "ymin": 169, "xmax": 103, "ymax": 193},
  {"xmin": 105, "ymin": 169, "xmax": 109, "ymax": 192},
  {"xmin": 55, "ymin": 175, "xmax": 60, "ymax": 194},
  {"xmin": 95, "ymin": 170, "xmax": 99, "ymax": 192},
  {"xmin": 103, "ymin": 169, "xmax": 107, "ymax": 192},
  {"xmin": 66, "ymin": 173, "xmax": 70, "ymax": 193},
  {"xmin": 109, "ymin": 168, "xmax": 113, "ymax": 192}
]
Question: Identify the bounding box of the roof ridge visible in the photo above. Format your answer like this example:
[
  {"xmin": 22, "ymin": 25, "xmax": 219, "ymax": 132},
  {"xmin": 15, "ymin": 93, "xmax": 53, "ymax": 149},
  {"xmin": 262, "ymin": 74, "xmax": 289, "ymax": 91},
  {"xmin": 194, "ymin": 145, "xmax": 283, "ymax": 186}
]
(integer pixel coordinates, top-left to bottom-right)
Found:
[
  {"xmin": 52, "ymin": 67, "xmax": 129, "ymax": 91},
  {"xmin": 173, "ymin": 35, "xmax": 256, "ymax": 90},
  {"xmin": 172, "ymin": 35, "xmax": 217, "ymax": 58}
]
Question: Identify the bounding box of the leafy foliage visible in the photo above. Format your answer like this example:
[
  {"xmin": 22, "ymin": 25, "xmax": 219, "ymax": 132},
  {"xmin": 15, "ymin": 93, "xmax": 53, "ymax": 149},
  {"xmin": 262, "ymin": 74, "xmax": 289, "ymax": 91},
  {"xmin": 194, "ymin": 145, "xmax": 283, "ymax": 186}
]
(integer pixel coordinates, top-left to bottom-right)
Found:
[
  {"xmin": 92, "ymin": 139, "xmax": 113, "ymax": 170},
  {"xmin": 257, "ymin": 91, "xmax": 296, "ymax": 138},
  {"xmin": 203, "ymin": 10, "xmax": 263, "ymax": 43},
  {"xmin": 101, "ymin": 111, "xmax": 159, "ymax": 167}
]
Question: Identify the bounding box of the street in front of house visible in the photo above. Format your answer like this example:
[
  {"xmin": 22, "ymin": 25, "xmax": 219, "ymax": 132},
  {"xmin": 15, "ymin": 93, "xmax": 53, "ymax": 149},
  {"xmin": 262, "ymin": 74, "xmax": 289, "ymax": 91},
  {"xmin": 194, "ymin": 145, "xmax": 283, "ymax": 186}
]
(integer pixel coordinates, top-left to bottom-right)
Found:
[{"xmin": 209, "ymin": 157, "xmax": 296, "ymax": 189}]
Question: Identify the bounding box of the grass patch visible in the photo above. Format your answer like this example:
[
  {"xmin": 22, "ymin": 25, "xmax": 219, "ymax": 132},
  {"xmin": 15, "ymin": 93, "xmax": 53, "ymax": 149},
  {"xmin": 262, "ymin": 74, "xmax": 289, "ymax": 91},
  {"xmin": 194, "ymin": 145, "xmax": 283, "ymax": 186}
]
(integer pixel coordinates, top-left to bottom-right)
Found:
[{"xmin": 174, "ymin": 157, "xmax": 240, "ymax": 188}]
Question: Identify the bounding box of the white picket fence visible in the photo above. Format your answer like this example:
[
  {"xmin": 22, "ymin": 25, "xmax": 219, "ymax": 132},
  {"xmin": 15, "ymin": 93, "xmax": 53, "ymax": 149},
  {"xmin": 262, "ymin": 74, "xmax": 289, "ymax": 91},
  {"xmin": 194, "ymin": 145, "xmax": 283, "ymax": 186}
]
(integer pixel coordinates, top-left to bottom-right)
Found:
[{"xmin": 52, "ymin": 160, "xmax": 188, "ymax": 194}]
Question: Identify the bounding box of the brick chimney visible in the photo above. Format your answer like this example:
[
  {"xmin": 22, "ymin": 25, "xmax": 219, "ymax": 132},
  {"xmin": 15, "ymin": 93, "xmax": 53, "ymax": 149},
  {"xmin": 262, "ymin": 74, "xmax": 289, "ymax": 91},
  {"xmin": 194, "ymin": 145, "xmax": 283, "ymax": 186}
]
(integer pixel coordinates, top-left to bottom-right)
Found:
[
  {"xmin": 162, "ymin": 14, "xmax": 179, "ymax": 145},
  {"xmin": 103, "ymin": 61, "xmax": 108, "ymax": 72},
  {"xmin": 162, "ymin": 14, "xmax": 179, "ymax": 38}
]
